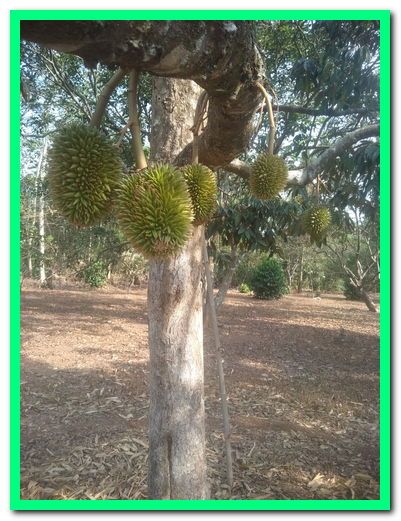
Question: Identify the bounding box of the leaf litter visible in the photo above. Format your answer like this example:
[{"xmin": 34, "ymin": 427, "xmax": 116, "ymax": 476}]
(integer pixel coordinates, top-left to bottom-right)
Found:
[{"xmin": 21, "ymin": 288, "xmax": 379, "ymax": 500}]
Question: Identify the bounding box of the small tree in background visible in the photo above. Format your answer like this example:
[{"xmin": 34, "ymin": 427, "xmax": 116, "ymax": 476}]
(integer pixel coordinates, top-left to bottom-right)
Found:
[
  {"xmin": 250, "ymin": 257, "xmax": 287, "ymax": 300},
  {"xmin": 81, "ymin": 260, "xmax": 108, "ymax": 288}
]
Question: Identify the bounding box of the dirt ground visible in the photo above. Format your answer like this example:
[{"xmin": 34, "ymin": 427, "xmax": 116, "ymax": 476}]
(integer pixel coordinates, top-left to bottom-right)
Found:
[{"xmin": 20, "ymin": 287, "xmax": 380, "ymax": 500}]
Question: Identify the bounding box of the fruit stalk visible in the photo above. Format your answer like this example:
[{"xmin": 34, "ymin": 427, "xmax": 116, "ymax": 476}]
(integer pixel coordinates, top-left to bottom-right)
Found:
[
  {"xmin": 255, "ymin": 81, "xmax": 276, "ymax": 155},
  {"xmin": 89, "ymin": 67, "xmax": 127, "ymax": 128},
  {"xmin": 128, "ymin": 69, "xmax": 148, "ymax": 171}
]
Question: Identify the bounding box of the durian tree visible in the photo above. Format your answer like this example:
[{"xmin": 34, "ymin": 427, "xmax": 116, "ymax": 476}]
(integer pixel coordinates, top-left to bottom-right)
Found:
[{"xmin": 21, "ymin": 19, "xmax": 380, "ymax": 499}]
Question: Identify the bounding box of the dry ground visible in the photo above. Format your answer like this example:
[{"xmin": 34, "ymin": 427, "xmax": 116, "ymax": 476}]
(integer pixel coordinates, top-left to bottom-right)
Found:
[{"xmin": 20, "ymin": 287, "xmax": 379, "ymax": 500}]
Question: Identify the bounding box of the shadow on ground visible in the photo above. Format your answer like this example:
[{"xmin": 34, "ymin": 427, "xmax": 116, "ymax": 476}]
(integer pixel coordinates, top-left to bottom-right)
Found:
[{"xmin": 20, "ymin": 288, "xmax": 380, "ymax": 500}]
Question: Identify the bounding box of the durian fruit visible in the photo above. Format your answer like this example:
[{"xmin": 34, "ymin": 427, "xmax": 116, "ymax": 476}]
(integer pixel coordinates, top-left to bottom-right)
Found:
[
  {"xmin": 117, "ymin": 164, "xmax": 193, "ymax": 258},
  {"xmin": 303, "ymin": 206, "xmax": 331, "ymax": 241},
  {"xmin": 180, "ymin": 163, "xmax": 217, "ymax": 225},
  {"xmin": 47, "ymin": 124, "xmax": 123, "ymax": 227},
  {"xmin": 249, "ymin": 153, "xmax": 288, "ymax": 200}
]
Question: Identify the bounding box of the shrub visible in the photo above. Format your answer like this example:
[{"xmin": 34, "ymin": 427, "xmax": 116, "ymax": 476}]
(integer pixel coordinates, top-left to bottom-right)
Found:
[
  {"xmin": 239, "ymin": 283, "xmax": 251, "ymax": 294},
  {"xmin": 82, "ymin": 260, "xmax": 108, "ymax": 288},
  {"xmin": 250, "ymin": 257, "xmax": 287, "ymax": 300}
]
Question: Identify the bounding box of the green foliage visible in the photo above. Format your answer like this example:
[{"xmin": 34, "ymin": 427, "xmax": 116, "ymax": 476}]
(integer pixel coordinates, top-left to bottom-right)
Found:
[
  {"xmin": 52, "ymin": 218, "xmax": 127, "ymax": 278},
  {"xmin": 208, "ymin": 182, "xmax": 304, "ymax": 255},
  {"xmin": 81, "ymin": 260, "xmax": 108, "ymax": 288},
  {"xmin": 303, "ymin": 21, "xmax": 379, "ymax": 110},
  {"xmin": 250, "ymin": 257, "xmax": 287, "ymax": 300},
  {"xmin": 249, "ymin": 154, "xmax": 288, "ymax": 200},
  {"xmin": 117, "ymin": 164, "xmax": 193, "ymax": 258},
  {"xmin": 47, "ymin": 124, "xmax": 123, "ymax": 226},
  {"xmin": 181, "ymin": 163, "xmax": 217, "ymax": 225},
  {"xmin": 255, "ymin": 20, "xmax": 379, "ymax": 221},
  {"xmin": 326, "ymin": 141, "xmax": 380, "ymax": 219},
  {"xmin": 239, "ymin": 283, "xmax": 251, "ymax": 294}
]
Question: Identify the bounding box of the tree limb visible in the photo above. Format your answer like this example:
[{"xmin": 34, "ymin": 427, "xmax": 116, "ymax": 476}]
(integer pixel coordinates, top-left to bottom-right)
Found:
[
  {"xmin": 225, "ymin": 124, "xmax": 379, "ymax": 186},
  {"xmin": 21, "ymin": 20, "xmax": 265, "ymax": 168}
]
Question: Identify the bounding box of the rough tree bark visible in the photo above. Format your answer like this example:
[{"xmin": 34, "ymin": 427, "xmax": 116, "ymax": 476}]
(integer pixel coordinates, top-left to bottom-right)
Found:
[
  {"xmin": 21, "ymin": 21, "xmax": 264, "ymax": 169},
  {"xmin": 147, "ymin": 78, "xmax": 208, "ymax": 499}
]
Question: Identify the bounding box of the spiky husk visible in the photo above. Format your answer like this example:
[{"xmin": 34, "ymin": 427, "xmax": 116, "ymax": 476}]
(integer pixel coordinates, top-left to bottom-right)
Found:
[
  {"xmin": 250, "ymin": 153, "xmax": 288, "ymax": 200},
  {"xmin": 117, "ymin": 164, "xmax": 193, "ymax": 258},
  {"xmin": 47, "ymin": 124, "xmax": 123, "ymax": 227},
  {"xmin": 303, "ymin": 206, "xmax": 331, "ymax": 240},
  {"xmin": 180, "ymin": 163, "xmax": 217, "ymax": 225}
]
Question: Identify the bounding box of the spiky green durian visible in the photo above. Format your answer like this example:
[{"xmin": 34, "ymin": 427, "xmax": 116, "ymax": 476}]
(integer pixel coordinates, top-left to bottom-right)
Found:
[
  {"xmin": 180, "ymin": 163, "xmax": 217, "ymax": 225},
  {"xmin": 249, "ymin": 153, "xmax": 288, "ymax": 200},
  {"xmin": 47, "ymin": 124, "xmax": 123, "ymax": 227},
  {"xmin": 117, "ymin": 164, "xmax": 193, "ymax": 258},
  {"xmin": 303, "ymin": 206, "xmax": 331, "ymax": 240}
]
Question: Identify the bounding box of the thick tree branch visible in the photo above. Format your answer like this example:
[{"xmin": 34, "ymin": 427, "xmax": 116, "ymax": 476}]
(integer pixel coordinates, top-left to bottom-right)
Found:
[
  {"xmin": 21, "ymin": 20, "xmax": 265, "ymax": 168},
  {"xmin": 298, "ymin": 124, "xmax": 380, "ymax": 185},
  {"xmin": 225, "ymin": 158, "xmax": 252, "ymax": 180},
  {"xmin": 225, "ymin": 124, "xmax": 379, "ymax": 186}
]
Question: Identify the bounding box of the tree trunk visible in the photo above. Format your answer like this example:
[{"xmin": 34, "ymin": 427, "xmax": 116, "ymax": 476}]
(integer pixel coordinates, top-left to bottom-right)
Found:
[
  {"xmin": 147, "ymin": 78, "xmax": 208, "ymax": 499},
  {"xmin": 297, "ymin": 247, "xmax": 304, "ymax": 293},
  {"xmin": 38, "ymin": 190, "xmax": 46, "ymax": 286},
  {"xmin": 27, "ymin": 240, "xmax": 33, "ymax": 277},
  {"xmin": 360, "ymin": 288, "xmax": 378, "ymax": 313},
  {"xmin": 347, "ymin": 275, "xmax": 377, "ymax": 313},
  {"xmin": 37, "ymin": 138, "xmax": 48, "ymax": 287},
  {"xmin": 215, "ymin": 246, "xmax": 239, "ymax": 313},
  {"xmin": 27, "ymin": 183, "xmax": 37, "ymax": 278},
  {"xmin": 287, "ymin": 270, "xmax": 293, "ymax": 291}
]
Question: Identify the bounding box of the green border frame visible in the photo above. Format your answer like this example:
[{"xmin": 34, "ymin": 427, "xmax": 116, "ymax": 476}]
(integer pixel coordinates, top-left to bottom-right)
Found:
[{"xmin": 10, "ymin": 9, "xmax": 391, "ymax": 511}]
